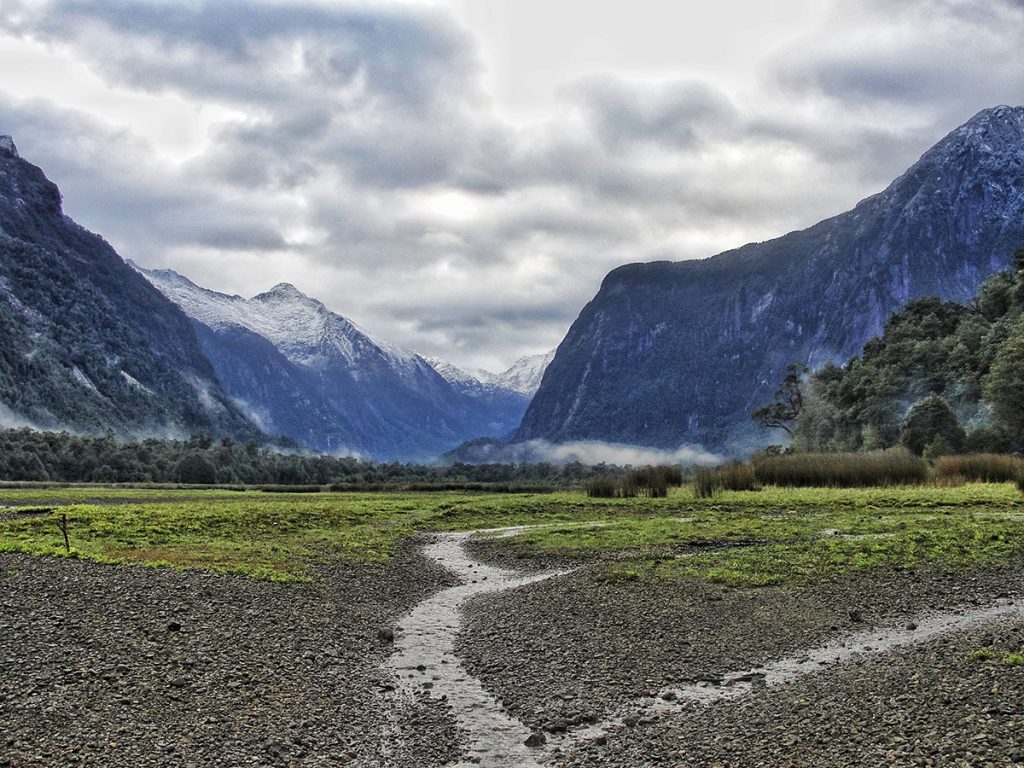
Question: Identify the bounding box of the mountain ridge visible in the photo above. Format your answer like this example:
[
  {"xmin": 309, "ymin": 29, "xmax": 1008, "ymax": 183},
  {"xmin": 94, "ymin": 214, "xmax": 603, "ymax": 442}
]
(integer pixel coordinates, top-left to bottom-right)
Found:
[
  {"xmin": 0, "ymin": 135, "xmax": 257, "ymax": 439},
  {"xmin": 136, "ymin": 265, "xmax": 537, "ymax": 460},
  {"xmin": 517, "ymin": 106, "xmax": 1024, "ymax": 455}
]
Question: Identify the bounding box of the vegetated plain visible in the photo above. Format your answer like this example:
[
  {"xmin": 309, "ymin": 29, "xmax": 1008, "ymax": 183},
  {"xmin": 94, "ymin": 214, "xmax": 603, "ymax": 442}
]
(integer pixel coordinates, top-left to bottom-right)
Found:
[
  {"xmin": 2, "ymin": 482, "xmax": 1022, "ymax": 585},
  {"xmin": 3, "ymin": 480, "xmax": 1024, "ymax": 767}
]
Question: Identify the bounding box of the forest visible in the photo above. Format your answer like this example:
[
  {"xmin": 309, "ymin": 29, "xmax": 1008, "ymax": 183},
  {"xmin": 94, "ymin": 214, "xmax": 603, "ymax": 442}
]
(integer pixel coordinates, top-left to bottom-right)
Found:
[
  {"xmin": 0, "ymin": 427, "xmax": 608, "ymax": 487},
  {"xmin": 769, "ymin": 249, "xmax": 1024, "ymax": 456}
]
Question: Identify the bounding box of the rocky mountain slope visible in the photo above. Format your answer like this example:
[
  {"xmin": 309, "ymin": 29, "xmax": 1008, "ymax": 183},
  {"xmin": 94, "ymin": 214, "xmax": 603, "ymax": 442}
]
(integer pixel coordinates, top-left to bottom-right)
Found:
[
  {"xmin": 137, "ymin": 267, "xmax": 532, "ymax": 460},
  {"xmin": 517, "ymin": 106, "xmax": 1024, "ymax": 455},
  {"xmin": 0, "ymin": 136, "xmax": 256, "ymax": 438}
]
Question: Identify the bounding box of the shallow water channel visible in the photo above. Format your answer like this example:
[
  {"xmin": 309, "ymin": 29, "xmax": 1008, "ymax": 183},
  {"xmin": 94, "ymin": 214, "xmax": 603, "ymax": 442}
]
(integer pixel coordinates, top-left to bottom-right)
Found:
[
  {"xmin": 383, "ymin": 526, "xmax": 1024, "ymax": 766},
  {"xmin": 385, "ymin": 529, "xmax": 569, "ymax": 767}
]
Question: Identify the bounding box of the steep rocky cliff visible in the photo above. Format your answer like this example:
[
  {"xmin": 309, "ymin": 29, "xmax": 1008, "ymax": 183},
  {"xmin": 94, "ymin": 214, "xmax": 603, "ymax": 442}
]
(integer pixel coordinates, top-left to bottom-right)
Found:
[
  {"xmin": 517, "ymin": 106, "xmax": 1024, "ymax": 454},
  {"xmin": 0, "ymin": 136, "xmax": 257, "ymax": 438}
]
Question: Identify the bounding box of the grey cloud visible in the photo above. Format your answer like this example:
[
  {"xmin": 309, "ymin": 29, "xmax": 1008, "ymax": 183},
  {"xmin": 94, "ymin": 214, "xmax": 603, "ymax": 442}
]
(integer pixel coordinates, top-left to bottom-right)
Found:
[
  {"xmin": 0, "ymin": 96, "xmax": 291, "ymax": 255},
  {"xmin": 563, "ymin": 75, "xmax": 737, "ymax": 151},
  {"xmin": 1, "ymin": 0, "xmax": 479, "ymax": 111},
  {"xmin": 5, "ymin": 0, "xmax": 1024, "ymax": 372},
  {"xmin": 2, "ymin": 0, "xmax": 498, "ymax": 193},
  {"xmin": 776, "ymin": 0, "xmax": 1024, "ymax": 116}
]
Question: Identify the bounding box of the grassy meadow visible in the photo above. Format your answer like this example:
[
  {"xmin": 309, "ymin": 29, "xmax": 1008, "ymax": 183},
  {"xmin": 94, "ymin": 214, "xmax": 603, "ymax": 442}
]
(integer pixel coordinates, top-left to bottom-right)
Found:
[{"xmin": 0, "ymin": 482, "xmax": 1022, "ymax": 585}]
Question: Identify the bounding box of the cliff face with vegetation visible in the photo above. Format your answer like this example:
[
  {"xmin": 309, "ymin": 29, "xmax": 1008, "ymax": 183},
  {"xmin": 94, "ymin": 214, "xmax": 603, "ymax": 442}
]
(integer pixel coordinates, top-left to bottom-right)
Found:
[
  {"xmin": 518, "ymin": 107, "xmax": 1024, "ymax": 454},
  {"xmin": 0, "ymin": 136, "xmax": 256, "ymax": 438},
  {"xmin": 794, "ymin": 251, "xmax": 1024, "ymax": 455}
]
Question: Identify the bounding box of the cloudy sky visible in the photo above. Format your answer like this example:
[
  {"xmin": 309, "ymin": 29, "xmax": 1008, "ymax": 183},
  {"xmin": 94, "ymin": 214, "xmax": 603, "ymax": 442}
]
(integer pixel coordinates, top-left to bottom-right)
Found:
[{"xmin": 2, "ymin": 0, "xmax": 1023, "ymax": 371}]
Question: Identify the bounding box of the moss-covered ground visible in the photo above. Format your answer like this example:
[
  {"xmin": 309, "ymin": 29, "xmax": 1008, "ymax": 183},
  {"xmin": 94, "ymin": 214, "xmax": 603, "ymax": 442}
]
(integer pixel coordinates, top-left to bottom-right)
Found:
[{"xmin": 1, "ymin": 483, "xmax": 1021, "ymax": 584}]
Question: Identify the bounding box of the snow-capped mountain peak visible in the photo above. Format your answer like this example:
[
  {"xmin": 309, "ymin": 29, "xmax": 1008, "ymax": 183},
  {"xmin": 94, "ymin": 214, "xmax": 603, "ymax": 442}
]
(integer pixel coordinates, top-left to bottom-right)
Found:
[
  {"xmin": 427, "ymin": 351, "xmax": 554, "ymax": 397},
  {"xmin": 492, "ymin": 351, "xmax": 556, "ymax": 396},
  {"xmin": 133, "ymin": 264, "xmax": 421, "ymax": 371}
]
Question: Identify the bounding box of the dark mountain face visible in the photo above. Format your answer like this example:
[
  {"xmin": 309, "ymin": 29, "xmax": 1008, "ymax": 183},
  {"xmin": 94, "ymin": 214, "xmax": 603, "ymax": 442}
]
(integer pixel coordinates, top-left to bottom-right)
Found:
[
  {"xmin": 0, "ymin": 137, "xmax": 256, "ymax": 438},
  {"xmin": 137, "ymin": 267, "xmax": 532, "ymax": 461},
  {"xmin": 517, "ymin": 106, "xmax": 1024, "ymax": 455}
]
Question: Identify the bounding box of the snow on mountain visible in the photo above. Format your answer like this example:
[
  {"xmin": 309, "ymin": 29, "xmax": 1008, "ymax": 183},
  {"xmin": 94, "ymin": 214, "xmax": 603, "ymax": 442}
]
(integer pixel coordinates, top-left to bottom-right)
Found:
[
  {"xmin": 427, "ymin": 351, "xmax": 554, "ymax": 398},
  {"xmin": 134, "ymin": 265, "xmax": 425, "ymax": 375},
  {"xmin": 133, "ymin": 263, "xmax": 534, "ymax": 460},
  {"xmin": 490, "ymin": 351, "xmax": 556, "ymax": 396}
]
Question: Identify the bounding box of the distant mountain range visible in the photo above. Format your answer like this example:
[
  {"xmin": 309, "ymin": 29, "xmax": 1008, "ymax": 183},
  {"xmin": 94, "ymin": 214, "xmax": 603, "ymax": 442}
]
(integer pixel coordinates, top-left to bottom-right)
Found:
[
  {"xmin": 517, "ymin": 106, "xmax": 1024, "ymax": 455},
  {"xmin": 133, "ymin": 265, "xmax": 549, "ymax": 461},
  {"xmin": 4, "ymin": 105, "xmax": 1024, "ymax": 463}
]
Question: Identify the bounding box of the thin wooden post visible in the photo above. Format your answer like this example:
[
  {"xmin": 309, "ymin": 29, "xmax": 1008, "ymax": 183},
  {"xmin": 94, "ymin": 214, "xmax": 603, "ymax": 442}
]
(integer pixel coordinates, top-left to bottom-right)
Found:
[{"xmin": 60, "ymin": 512, "xmax": 70, "ymax": 552}]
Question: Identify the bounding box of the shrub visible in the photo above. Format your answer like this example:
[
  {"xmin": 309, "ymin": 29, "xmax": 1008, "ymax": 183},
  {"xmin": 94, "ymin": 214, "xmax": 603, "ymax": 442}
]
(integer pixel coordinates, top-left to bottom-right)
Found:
[
  {"xmin": 626, "ymin": 465, "xmax": 679, "ymax": 498},
  {"xmin": 753, "ymin": 449, "xmax": 928, "ymax": 488},
  {"xmin": 692, "ymin": 467, "xmax": 720, "ymax": 499},
  {"xmin": 692, "ymin": 462, "xmax": 759, "ymax": 499},
  {"xmin": 586, "ymin": 475, "xmax": 618, "ymax": 498},
  {"xmin": 717, "ymin": 461, "xmax": 759, "ymax": 492},
  {"xmin": 934, "ymin": 454, "xmax": 1024, "ymax": 484},
  {"xmin": 618, "ymin": 473, "xmax": 638, "ymax": 498},
  {"xmin": 899, "ymin": 396, "xmax": 966, "ymax": 456}
]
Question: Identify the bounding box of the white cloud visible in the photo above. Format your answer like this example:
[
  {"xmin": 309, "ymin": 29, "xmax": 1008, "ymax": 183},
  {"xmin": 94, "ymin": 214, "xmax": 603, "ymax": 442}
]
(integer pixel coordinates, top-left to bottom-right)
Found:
[{"xmin": 1, "ymin": 0, "xmax": 1023, "ymax": 372}]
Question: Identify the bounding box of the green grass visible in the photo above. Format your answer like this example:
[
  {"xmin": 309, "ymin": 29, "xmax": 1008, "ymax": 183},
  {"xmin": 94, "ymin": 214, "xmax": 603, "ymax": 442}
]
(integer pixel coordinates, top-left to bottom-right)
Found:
[
  {"xmin": 967, "ymin": 647, "xmax": 997, "ymax": 662},
  {"xmin": 0, "ymin": 483, "xmax": 1021, "ymax": 584}
]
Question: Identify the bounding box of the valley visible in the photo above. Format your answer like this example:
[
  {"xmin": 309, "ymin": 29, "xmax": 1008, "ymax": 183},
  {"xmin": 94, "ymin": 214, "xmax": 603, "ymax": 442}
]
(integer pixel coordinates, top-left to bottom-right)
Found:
[{"xmin": 2, "ymin": 485, "xmax": 1022, "ymax": 766}]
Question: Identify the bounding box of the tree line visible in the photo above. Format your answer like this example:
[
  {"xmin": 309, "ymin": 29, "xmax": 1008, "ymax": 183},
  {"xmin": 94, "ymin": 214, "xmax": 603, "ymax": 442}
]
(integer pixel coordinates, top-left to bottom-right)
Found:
[
  {"xmin": 0, "ymin": 428, "xmax": 620, "ymax": 487},
  {"xmin": 755, "ymin": 248, "xmax": 1024, "ymax": 456}
]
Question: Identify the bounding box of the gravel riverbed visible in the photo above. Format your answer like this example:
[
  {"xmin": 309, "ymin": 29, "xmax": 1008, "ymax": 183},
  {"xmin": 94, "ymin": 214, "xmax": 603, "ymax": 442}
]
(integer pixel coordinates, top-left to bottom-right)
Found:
[
  {"xmin": 551, "ymin": 615, "xmax": 1024, "ymax": 767},
  {"xmin": 457, "ymin": 559, "xmax": 1024, "ymax": 763},
  {"xmin": 3, "ymin": 539, "xmax": 1023, "ymax": 767},
  {"xmin": 0, "ymin": 543, "xmax": 460, "ymax": 768}
]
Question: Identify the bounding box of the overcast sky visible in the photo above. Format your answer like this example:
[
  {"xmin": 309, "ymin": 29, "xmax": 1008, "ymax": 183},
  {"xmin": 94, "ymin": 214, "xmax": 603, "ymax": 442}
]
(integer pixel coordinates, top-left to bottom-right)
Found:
[{"xmin": 2, "ymin": 0, "xmax": 1024, "ymax": 371}]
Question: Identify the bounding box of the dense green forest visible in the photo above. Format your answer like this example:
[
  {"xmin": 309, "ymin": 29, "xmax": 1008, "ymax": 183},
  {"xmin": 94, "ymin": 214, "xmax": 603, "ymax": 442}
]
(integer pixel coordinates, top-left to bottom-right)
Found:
[
  {"xmin": 787, "ymin": 249, "xmax": 1024, "ymax": 455},
  {"xmin": 0, "ymin": 428, "xmax": 611, "ymax": 487}
]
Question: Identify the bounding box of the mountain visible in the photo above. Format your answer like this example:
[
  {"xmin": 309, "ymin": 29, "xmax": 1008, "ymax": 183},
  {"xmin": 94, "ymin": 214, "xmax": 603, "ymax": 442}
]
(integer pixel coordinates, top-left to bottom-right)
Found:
[
  {"xmin": 489, "ymin": 351, "xmax": 556, "ymax": 396},
  {"xmin": 517, "ymin": 106, "xmax": 1024, "ymax": 455},
  {"xmin": 427, "ymin": 351, "xmax": 553, "ymax": 397},
  {"xmin": 0, "ymin": 135, "xmax": 257, "ymax": 439},
  {"xmin": 135, "ymin": 266, "xmax": 531, "ymax": 460}
]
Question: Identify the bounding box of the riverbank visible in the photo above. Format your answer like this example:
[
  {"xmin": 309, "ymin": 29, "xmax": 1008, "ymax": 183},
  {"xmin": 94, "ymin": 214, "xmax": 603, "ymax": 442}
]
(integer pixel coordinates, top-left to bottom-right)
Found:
[
  {"xmin": 0, "ymin": 543, "xmax": 460, "ymax": 768},
  {"xmin": 2, "ymin": 485, "xmax": 1023, "ymax": 766}
]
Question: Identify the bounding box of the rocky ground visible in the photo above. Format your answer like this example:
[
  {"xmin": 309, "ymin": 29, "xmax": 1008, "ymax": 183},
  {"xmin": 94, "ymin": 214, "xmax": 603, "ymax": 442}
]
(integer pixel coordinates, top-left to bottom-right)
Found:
[
  {"xmin": 458, "ymin": 558, "xmax": 1024, "ymax": 731},
  {"xmin": 551, "ymin": 616, "xmax": 1024, "ymax": 767},
  {"xmin": 3, "ymin": 539, "xmax": 1024, "ymax": 767},
  {"xmin": 0, "ymin": 542, "xmax": 461, "ymax": 768}
]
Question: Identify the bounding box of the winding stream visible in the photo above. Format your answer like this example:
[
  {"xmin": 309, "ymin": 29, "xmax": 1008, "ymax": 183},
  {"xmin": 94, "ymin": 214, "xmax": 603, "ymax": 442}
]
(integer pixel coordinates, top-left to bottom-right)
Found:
[
  {"xmin": 383, "ymin": 526, "xmax": 1024, "ymax": 766},
  {"xmin": 385, "ymin": 529, "xmax": 570, "ymax": 767}
]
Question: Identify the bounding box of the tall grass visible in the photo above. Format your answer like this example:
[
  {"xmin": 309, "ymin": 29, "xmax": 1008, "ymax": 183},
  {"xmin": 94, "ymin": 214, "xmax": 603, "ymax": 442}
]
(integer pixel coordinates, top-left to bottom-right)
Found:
[
  {"xmin": 692, "ymin": 462, "xmax": 758, "ymax": 498},
  {"xmin": 586, "ymin": 476, "xmax": 618, "ymax": 498},
  {"xmin": 587, "ymin": 465, "xmax": 683, "ymax": 498},
  {"xmin": 753, "ymin": 449, "xmax": 928, "ymax": 488},
  {"xmin": 935, "ymin": 454, "xmax": 1024, "ymax": 484}
]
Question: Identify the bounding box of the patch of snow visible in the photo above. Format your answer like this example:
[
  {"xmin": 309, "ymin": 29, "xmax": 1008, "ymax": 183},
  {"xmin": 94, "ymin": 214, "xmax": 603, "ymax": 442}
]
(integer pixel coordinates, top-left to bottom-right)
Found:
[
  {"xmin": 71, "ymin": 366, "xmax": 99, "ymax": 394},
  {"xmin": 427, "ymin": 351, "xmax": 554, "ymax": 397},
  {"xmin": 135, "ymin": 264, "xmax": 424, "ymax": 373},
  {"xmin": 490, "ymin": 351, "xmax": 556, "ymax": 396},
  {"xmin": 0, "ymin": 136, "xmax": 18, "ymax": 157}
]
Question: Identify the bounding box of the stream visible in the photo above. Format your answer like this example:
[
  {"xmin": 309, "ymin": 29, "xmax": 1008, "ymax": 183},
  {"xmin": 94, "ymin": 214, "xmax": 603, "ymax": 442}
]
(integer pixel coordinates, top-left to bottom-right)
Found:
[
  {"xmin": 385, "ymin": 529, "xmax": 570, "ymax": 767},
  {"xmin": 382, "ymin": 526, "xmax": 1024, "ymax": 766}
]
